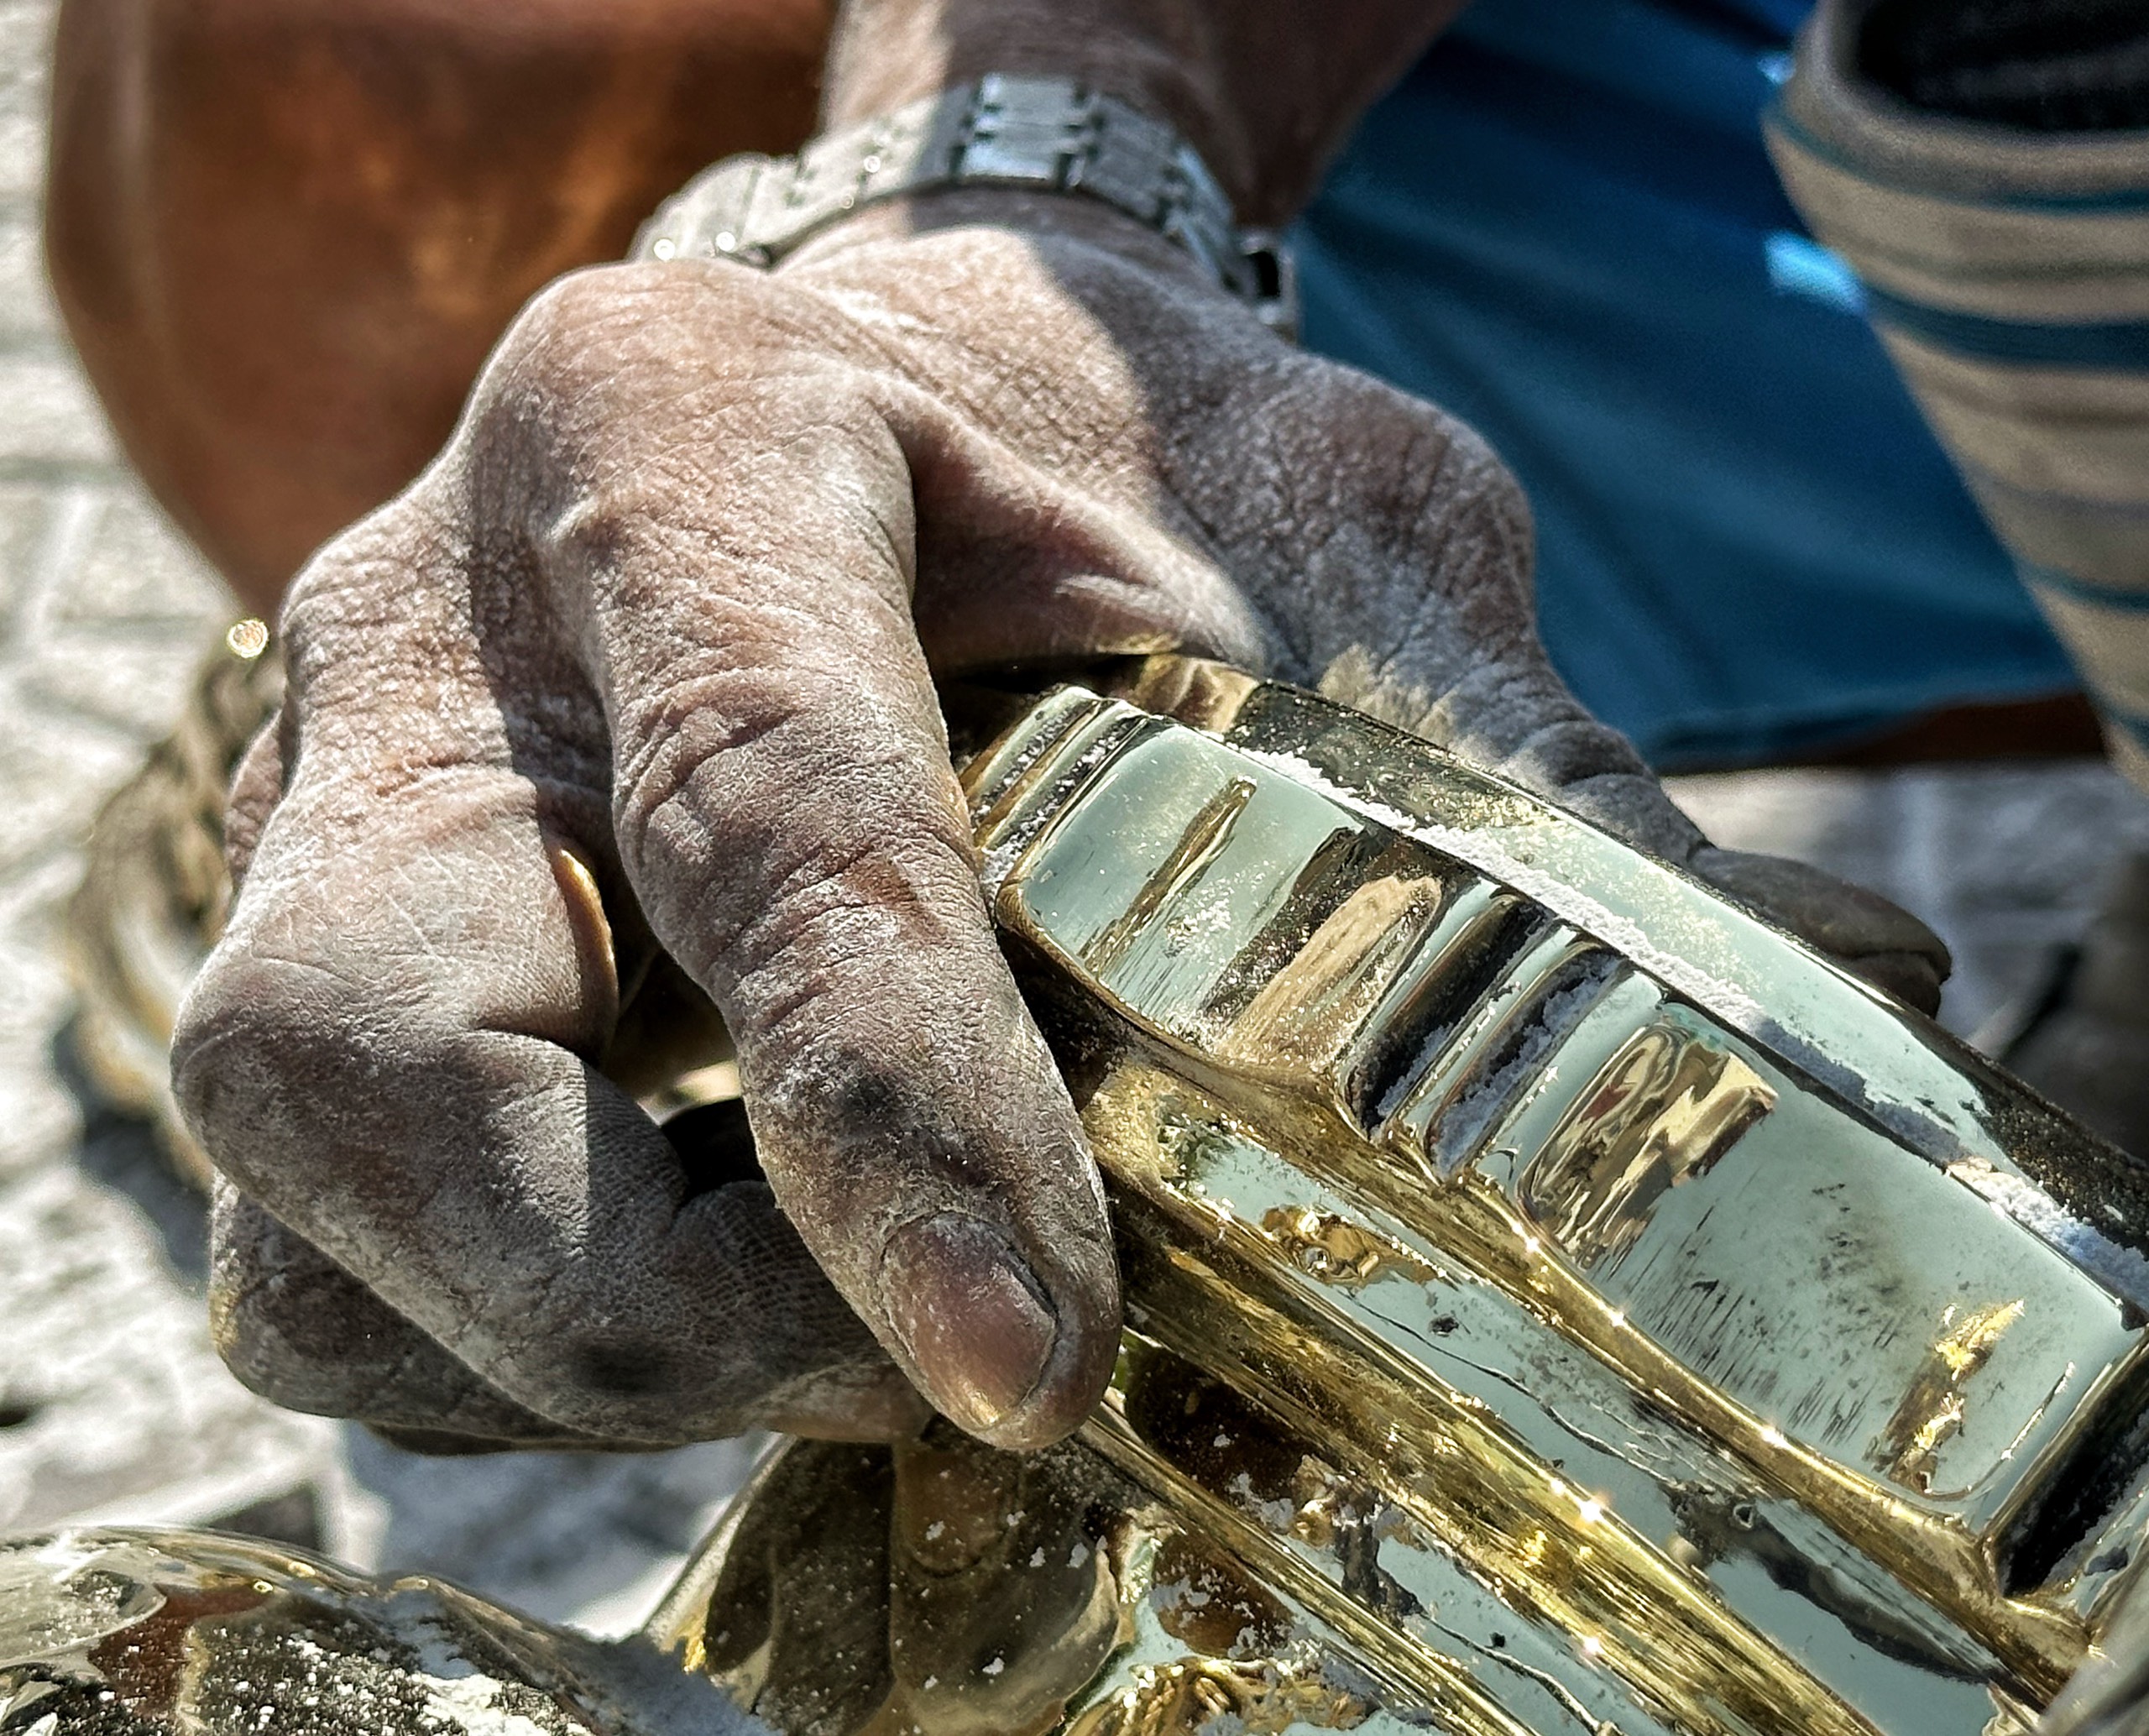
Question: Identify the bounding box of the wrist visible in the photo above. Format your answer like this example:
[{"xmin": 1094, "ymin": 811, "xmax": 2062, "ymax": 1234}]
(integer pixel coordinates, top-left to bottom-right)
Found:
[
  {"xmin": 635, "ymin": 76, "xmax": 1299, "ymax": 332},
  {"xmin": 782, "ymin": 185, "xmax": 1200, "ymax": 278},
  {"xmin": 824, "ymin": 0, "xmax": 1462, "ymax": 226}
]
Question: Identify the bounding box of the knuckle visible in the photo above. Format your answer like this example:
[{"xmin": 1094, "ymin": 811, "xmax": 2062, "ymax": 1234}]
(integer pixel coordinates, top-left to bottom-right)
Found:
[
  {"xmin": 614, "ymin": 678, "xmax": 973, "ymax": 974},
  {"xmin": 209, "ymin": 1302, "xmax": 329, "ymax": 1414},
  {"xmin": 170, "ymin": 954, "xmax": 298, "ymax": 1181},
  {"xmin": 278, "ymin": 521, "xmax": 398, "ymax": 635},
  {"xmin": 171, "ymin": 942, "xmax": 408, "ymax": 1197},
  {"xmin": 468, "ymin": 262, "xmax": 823, "ymax": 538},
  {"xmin": 487, "ymin": 265, "xmax": 641, "ymax": 385},
  {"xmin": 727, "ymin": 831, "xmax": 985, "ymax": 1023},
  {"xmin": 208, "ymin": 1274, "xmax": 332, "ymax": 1411},
  {"xmin": 207, "ymin": 1191, "xmax": 374, "ymax": 1411},
  {"xmin": 275, "ymin": 491, "xmax": 468, "ymax": 685},
  {"xmin": 222, "ymin": 714, "xmax": 289, "ymax": 888},
  {"xmin": 612, "ymin": 659, "xmax": 814, "ymax": 818},
  {"xmin": 484, "ymin": 259, "xmax": 777, "ymax": 426}
]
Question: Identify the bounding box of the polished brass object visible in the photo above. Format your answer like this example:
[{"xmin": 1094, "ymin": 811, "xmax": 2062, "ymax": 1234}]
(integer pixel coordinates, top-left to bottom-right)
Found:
[
  {"xmin": 934, "ymin": 660, "xmax": 2149, "ymax": 1735},
  {"xmin": 19, "ymin": 656, "xmax": 2149, "ymax": 1734},
  {"xmin": 1519, "ymin": 1021, "xmax": 1775, "ymax": 1268}
]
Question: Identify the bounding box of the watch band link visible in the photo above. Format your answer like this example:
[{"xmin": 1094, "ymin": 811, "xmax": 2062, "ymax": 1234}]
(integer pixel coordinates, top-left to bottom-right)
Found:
[{"xmin": 633, "ymin": 74, "xmax": 1297, "ymax": 337}]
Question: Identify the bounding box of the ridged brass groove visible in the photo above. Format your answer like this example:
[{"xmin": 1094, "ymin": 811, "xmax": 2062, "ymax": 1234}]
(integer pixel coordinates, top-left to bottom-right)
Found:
[
  {"xmin": 1103, "ymin": 1161, "xmax": 1890, "ymax": 1736},
  {"xmin": 1081, "ymin": 1382, "xmax": 1536, "ymax": 1736}
]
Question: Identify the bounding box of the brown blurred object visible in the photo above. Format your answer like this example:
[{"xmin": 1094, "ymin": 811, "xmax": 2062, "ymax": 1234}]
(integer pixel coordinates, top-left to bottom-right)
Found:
[
  {"xmin": 1793, "ymin": 692, "xmax": 2106, "ymax": 771},
  {"xmin": 44, "ymin": 0, "xmax": 834, "ymax": 614}
]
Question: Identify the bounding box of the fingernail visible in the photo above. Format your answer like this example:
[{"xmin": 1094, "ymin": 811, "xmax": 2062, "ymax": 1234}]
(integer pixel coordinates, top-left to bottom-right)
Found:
[
  {"xmin": 882, "ymin": 1212, "xmax": 1056, "ymax": 1435},
  {"xmin": 544, "ymin": 837, "xmax": 618, "ymax": 1019}
]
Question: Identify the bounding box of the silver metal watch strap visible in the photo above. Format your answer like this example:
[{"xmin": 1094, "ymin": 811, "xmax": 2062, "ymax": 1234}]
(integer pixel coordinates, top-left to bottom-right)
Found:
[{"xmin": 632, "ymin": 73, "xmax": 1297, "ymax": 337}]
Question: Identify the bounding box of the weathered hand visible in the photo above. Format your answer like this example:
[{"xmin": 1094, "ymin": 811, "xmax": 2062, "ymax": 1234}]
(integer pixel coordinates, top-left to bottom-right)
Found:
[{"xmin": 172, "ymin": 191, "xmax": 1948, "ymax": 1454}]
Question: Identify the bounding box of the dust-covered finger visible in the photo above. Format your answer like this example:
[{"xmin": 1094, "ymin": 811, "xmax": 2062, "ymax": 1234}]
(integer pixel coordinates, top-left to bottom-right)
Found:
[
  {"xmin": 525, "ymin": 267, "xmax": 1123, "ymax": 1448},
  {"xmin": 174, "ymin": 503, "xmax": 916, "ymax": 1444}
]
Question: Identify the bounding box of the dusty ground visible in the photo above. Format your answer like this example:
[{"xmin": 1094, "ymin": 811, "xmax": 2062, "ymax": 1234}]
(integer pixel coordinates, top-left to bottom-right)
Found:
[{"xmin": 4, "ymin": 0, "xmax": 2147, "ymax": 1639}]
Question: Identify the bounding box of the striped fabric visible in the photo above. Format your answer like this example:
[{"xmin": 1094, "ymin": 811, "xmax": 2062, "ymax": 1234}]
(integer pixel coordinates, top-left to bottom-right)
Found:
[{"xmin": 1766, "ymin": 2, "xmax": 2149, "ymax": 784}]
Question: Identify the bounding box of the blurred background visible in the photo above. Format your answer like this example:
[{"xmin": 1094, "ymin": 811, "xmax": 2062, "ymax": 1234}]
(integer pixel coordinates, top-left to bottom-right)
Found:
[
  {"xmin": 1, "ymin": 0, "xmax": 766, "ymax": 1636},
  {"xmin": 4, "ymin": 0, "xmax": 2148, "ymax": 1640}
]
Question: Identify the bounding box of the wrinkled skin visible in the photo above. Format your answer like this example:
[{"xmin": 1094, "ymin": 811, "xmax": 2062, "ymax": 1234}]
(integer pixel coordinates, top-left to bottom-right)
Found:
[{"xmin": 172, "ymin": 191, "xmax": 1950, "ymax": 1454}]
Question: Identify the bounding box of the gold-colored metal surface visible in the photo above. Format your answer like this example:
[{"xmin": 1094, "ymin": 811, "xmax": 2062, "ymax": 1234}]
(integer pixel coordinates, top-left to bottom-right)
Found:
[
  {"xmin": 1519, "ymin": 1022, "xmax": 1775, "ymax": 1268},
  {"xmin": 0, "ymin": 1526, "xmax": 745, "ymax": 1736},
  {"xmin": 1877, "ymin": 1300, "xmax": 2030, "ymax": 1496},
  {"xmin": 16, "ymin": 656, "xmax": 2149, "ymax": 1736},
  {"xmin": 631, "ymin": 661, "xmax": 2149, "ymax": 1736},
  {"xmin": 934, "ymin": 661, "xmax": 2149, "ymax": 1734}
]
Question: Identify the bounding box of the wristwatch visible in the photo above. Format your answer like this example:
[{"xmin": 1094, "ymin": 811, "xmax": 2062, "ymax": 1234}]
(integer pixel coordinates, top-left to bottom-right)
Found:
[{"xmin": 632, "ymin": 74, "xmax": 1299, "ymax": 338}]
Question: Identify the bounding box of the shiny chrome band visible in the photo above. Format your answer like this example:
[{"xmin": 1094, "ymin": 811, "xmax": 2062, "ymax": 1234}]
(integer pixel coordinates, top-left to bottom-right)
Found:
[{"xmin": 632, "ymin": 74, "xmax": 1298, "ymax": 335}]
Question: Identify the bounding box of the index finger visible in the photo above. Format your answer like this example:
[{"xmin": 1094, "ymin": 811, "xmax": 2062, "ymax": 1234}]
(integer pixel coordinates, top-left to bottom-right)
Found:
[{"xmin": 525, "ymin": 268, "xmax": 1124, "ymax": 1449}]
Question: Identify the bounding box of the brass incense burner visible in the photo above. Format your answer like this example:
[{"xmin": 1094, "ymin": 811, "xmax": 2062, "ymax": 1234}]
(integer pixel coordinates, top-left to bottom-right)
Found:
[{"xmin": 13, "ymin": 658, "xmax": 2149, "ymax": 1735}]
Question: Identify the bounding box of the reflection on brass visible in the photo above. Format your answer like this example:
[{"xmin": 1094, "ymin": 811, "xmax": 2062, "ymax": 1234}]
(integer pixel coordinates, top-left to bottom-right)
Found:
[
  {"xmin": 1521, "ymin": 1021, "xmax": 1777, "ymax": 1268},
  {"xmin": 1065, "ymin": 1656, "xmax": 1373, "ymax": 1734},
  {"xmin": 0, "ymin": 1527, "xmax": 743, "ymax": 1736},
  {"xmin": 1075, "ymin": 1524, "xmax": 1371, "ymax": 1736},
  {"xmin": 952, "ymin": 661, "xmax": 2149, "ymax": 1732},
  {"xmin": 1082, "ymin": 776, "xmax": 1258, "ymax": 980},
  {"xmin": 1216, "ymin": 874, "xmax": 1448, "ymax": 1085},
  {"xmin": 1096, "ymin": 1124, "xmax": 1890, "ymax": 1736},
  {"xmin": 1874, "ymin": 1301, "xmax": 2028, "ymax": 1494},
  {"xmin": 1378, "ymin": 923, "xmax": 1611, "ymax": 1178},
  {"xmin": 21, "ymin": 656, "xmax": 2149, "ymax": 1736},
  {"xmin": 1258, "ymin": 1205, "xmax": 1436, "ymax": 1291}
]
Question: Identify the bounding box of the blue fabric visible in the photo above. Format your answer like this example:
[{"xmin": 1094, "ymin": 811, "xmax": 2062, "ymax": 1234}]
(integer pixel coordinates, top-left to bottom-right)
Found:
[{"xmin": 1292, "ymin": 0, "xmax": 2078, "ymax": 769}]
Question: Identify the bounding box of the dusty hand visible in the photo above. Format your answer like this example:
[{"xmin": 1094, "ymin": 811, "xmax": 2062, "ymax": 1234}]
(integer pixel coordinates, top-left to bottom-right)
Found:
[{"xmin": 172, "ymin": 192, "xmax": 1948, "ymax": 1454}]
